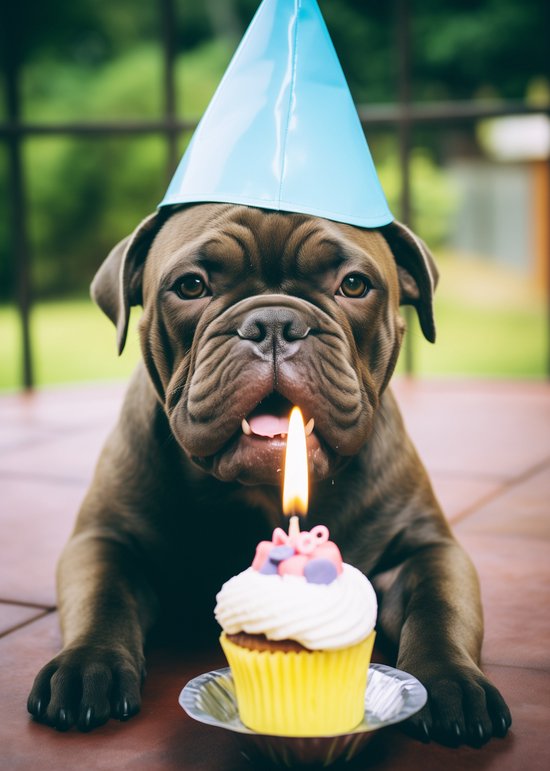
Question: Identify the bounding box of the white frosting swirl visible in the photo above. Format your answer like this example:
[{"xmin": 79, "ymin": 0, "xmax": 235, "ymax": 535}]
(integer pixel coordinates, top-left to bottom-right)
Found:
[{"xmin": 214, "ymin": 564, "xmax": 377, "ymax": 650}]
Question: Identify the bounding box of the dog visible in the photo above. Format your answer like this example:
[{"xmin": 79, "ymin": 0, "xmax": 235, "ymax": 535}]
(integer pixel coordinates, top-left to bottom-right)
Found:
[{"xmin": 28, "ymin": 203, "xmax": 511, "ymax": 745}]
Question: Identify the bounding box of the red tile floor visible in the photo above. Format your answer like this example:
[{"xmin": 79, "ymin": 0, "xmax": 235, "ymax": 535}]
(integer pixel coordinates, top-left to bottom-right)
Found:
[{"xmin": 0, "ymin": 378, "xmax": 549, "ymax": 770}]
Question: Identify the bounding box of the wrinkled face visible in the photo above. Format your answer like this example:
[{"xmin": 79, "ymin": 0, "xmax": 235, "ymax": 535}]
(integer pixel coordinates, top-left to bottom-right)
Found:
[{"xmin": 139, "ymin": 204, "xmax": 404, "ymax": 485}]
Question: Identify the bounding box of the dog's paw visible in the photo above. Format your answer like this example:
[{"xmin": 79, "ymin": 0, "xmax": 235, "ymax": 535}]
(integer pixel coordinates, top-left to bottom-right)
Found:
[
  {"xmin": 402, "ymin": 664, "xmax": 511, "ymax": 747},
  {"xmin": 27, "ymin": 645, "xmax": 145, "ymax": 731}
]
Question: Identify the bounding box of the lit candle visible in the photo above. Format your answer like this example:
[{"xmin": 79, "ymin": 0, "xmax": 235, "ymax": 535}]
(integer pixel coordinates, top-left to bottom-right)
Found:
[
  {"xmin": 251, "ymin": 405, "xmax": 342, "ymax": 581},
  {"xmin": 282, "ymin": 406, "xmax": 309, "ymax": 541}
]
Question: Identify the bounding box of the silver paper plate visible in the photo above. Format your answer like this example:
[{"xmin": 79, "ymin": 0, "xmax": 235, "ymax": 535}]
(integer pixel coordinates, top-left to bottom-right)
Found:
[{"xmin": 179, "ymin": 663, "xmax": 427, "ymax": 767}]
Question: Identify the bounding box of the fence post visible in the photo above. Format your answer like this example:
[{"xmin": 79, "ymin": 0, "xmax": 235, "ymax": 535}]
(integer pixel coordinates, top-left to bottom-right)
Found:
[
  {"xmin": 2, "ymin": 6, "xmax": 34, "ymax": 390},
  {"xmin": 395, "ymin": 0, "xmax": 415, "ymax": 376},
  {"xmin": 161, "ymin": 0, "xmax": 179, "ymax": 180}
]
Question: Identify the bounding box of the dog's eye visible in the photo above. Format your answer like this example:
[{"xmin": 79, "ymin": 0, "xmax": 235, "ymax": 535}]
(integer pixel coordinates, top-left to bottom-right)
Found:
[
  {"xmin": 337, "ymin": 274, "xmax": 371, "ymax": 298},
  {"xmin": 174, "ymin": 274, "xmax": 209, "ymax": 300}
]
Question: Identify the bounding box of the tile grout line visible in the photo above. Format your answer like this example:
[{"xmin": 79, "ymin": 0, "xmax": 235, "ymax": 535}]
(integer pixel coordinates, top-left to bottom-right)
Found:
[
  {"xmin": 449, "ymin": 454, "xmax": 550, "ymax": 527},
  {"xmin": 0, "ymin": 608, "xmax": 56, "ymax": 640},
  {"xmin": 0, "ymin": 598, "xmax": 56, "ymax": 610},
  {"xmin": 481, "ymin": 659, "xmax": 550, "ymax": 676}
]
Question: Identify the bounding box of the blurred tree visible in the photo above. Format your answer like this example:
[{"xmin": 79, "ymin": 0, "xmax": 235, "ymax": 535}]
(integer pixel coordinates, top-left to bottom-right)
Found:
[
  {"xmin": 8, "ymin": 0, "xmax": 549, "ymax": 96},
  {"xmin": 412, "ymin": 0, "xmax": 550, "ymax": 101},
  {"xmin": 39, "ymin": 0, "xmax": 541, "ymax": 103},
  {"xmin": 204, "ymin": 0, "xmax": 241, "ymax": 42},
  {"xmin": 1, "ymin": 0, "xmax": 548, "ymax": 300},
  {"xmin": 6, "ymin": 0, "xmax": 155, "ymax": 65}
]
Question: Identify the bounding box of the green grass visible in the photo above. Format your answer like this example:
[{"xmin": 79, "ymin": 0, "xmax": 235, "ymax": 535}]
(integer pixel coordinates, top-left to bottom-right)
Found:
[
  {"xmin": 0, "ymin": 254, "xmax": 547, "ymax": 391},
  {"xmin": 0, "ymin": 299, "xmax": 142, "ymax": 391},
  {"xmin": 396, "ymin": 253, "xmax": 547, "ymax": 378}
]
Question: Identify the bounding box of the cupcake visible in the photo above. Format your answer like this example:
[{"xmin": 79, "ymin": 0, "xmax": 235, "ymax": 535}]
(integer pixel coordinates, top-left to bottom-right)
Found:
[{"xmin": 214, "ymin": 524, "xmax": 377, "ymax": 737}]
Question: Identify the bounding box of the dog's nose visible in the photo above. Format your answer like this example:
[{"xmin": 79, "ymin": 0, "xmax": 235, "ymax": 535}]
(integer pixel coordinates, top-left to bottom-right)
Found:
[{"xmin": 237, "ymin": 307, "xmax": 310, "ymax": 354}]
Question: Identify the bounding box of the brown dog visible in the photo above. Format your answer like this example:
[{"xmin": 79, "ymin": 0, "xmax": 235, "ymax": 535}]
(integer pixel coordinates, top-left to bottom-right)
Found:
[{"xmin": 28, "ymin": 204, "xmax": 510, "ymax": 745}]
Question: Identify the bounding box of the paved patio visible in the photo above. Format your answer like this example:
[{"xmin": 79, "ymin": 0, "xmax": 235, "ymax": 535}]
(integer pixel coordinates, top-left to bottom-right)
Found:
[{"xmin": 0, "ymin": 377, "xmax": 549, "ymax": 770}]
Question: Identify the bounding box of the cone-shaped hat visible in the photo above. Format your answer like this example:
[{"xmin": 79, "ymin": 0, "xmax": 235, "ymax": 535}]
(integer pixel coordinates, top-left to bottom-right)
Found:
[{"xmin": 160, "ymin": 0, "xmax": 393, "ymax": 228}]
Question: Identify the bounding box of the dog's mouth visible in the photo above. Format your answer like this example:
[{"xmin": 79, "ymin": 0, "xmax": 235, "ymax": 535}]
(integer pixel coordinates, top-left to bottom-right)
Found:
[
  {"xmin": 240, "ymin": 393, "xmax": 315, "ymax": 441},
  {"xmin": 191, "ymin": 392, "xmax": 332, "ymax": 485}
]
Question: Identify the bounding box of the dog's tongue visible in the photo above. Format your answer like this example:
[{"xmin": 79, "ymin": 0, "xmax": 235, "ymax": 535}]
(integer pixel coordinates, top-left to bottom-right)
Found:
[{"xmin": 249, "ymin": 415, "xmax": 290, "ymax": 438}]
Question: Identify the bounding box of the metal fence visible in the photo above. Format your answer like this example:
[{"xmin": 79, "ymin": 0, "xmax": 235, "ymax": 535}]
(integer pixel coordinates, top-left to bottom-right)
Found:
[{"xmin": 2, "ymin": 0, "xmax": 549, "ymax": 389}]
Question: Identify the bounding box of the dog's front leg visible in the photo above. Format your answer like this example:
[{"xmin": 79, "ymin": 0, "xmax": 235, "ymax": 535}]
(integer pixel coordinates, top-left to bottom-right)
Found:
[
  {"xmin": 27, "ymin": 529, "xmax": 158, "ymax": 731},
  {"xmin": 376, "ymin": 540, "xmax": 511, "ymax": 747}
]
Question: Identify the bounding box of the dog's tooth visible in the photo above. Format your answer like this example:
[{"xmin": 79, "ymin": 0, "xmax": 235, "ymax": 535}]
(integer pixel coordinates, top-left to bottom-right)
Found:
[
  {"xmin": 305, "ymin": 418, "xmax": 315, "ymax": 436},
  {"xmin": 241, "ymin": 418, "xmax": 252, "ymax": 436}
]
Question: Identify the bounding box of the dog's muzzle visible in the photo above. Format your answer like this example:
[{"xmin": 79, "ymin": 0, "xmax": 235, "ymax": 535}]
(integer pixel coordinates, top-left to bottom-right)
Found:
[{"xmin": 169, "ymin": 295, "xmax": 372, "ymax": 485}]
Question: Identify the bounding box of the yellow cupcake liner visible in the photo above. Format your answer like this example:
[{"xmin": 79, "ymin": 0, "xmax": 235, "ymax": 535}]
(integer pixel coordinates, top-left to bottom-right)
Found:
[{"xmin": 220, "ymin": 631, "xmax": 376, "ymax": 737}]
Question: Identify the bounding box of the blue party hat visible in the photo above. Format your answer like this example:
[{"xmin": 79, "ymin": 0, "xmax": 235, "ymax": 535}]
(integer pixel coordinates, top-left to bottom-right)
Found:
[{"xmin": 159, "ymin": 0, "xmax": 393, "ymax": 228}]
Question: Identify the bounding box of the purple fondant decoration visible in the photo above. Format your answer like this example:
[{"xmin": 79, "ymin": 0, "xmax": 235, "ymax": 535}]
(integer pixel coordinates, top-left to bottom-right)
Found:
[
  {"xmin": 269, "ymin": 545, "xmax": 295, "ymax": 564},
  {"xmin": 304, "ymin": 558, "xmax": 338, "ymax": 584},
  {"xmin": 259, "ymin": 559, "xmax": 279, "ymax": 575}
]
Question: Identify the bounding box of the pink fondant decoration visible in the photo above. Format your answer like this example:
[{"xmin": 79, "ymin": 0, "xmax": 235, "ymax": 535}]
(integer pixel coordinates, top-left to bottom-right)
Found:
[
  {"xmin": 294, "ymin": 526, "xmax": 328, "ymax": 555},
  {"xmin": 272, "ymin": 528, "xmax": 289, "ymax": 546},
  {"xmin": 310, "ymin": 525, "xmax": 330, "ymax": 544},
  {"xmin": 295, "ymin": 531, "xmax": 317, "ymax": 555},
  {"xmin": 251, "ymin": 524, "xmax": 343, "ymax": 581},
  {"xmin": 252, "ymin": 540, "xmax": 274, "ymax": 571},
  {"xmin": 278, "ymin": 554, "xmax": 309, "ymax": 577},
  {"xmin": 312, "ymin": 542, "xmax": 343, "ymax": 574}
]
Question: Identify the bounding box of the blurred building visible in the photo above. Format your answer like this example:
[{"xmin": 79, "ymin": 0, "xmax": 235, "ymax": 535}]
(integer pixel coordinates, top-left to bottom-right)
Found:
[{"xmin": 449, "ymin": 114, "xmax": 550, "ymax": 291}]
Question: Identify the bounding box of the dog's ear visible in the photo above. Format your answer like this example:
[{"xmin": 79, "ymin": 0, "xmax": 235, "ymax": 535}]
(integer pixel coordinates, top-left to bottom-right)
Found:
[
  {"xmin": 380, "ymin": 220, "xmax": 439, "ymax": 343},
  {"xmin": 91, "ymin": 210, "xmax": 165, "ymax": 354}
]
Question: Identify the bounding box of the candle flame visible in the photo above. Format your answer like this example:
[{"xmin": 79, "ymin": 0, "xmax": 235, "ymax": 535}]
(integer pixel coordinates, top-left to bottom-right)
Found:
[{"xmin": 282, "ymin": 407, "xmax": 308, "ymax": 517}]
